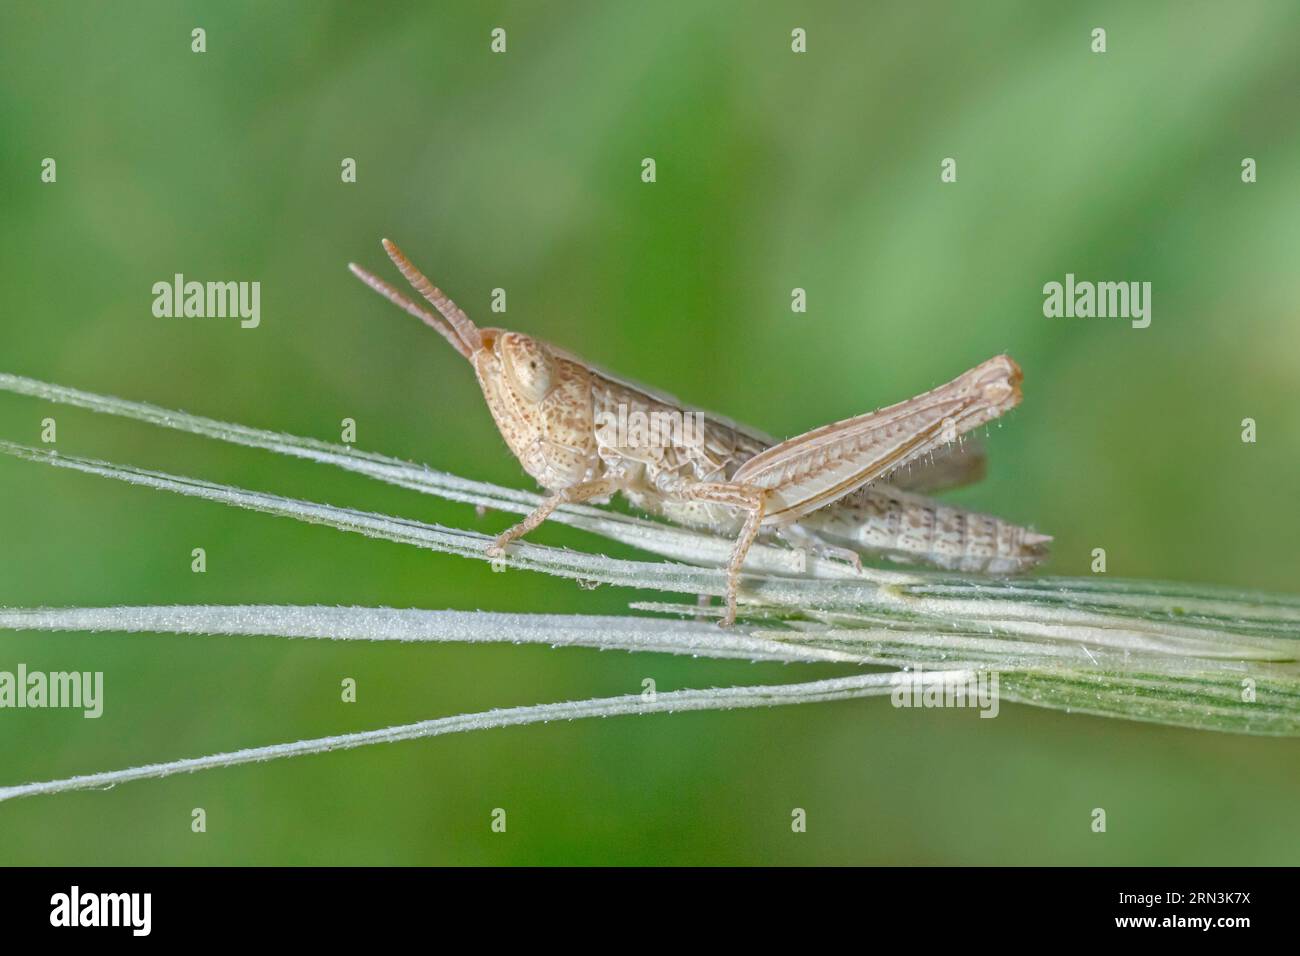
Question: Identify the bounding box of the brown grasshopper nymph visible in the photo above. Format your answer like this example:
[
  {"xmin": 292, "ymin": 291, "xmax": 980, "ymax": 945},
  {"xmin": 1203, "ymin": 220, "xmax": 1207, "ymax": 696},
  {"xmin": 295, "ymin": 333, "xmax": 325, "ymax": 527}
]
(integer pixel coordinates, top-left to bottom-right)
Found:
[{"xmin": 350, "ymin": 240, "xmax": 1050, "ymax": 627}]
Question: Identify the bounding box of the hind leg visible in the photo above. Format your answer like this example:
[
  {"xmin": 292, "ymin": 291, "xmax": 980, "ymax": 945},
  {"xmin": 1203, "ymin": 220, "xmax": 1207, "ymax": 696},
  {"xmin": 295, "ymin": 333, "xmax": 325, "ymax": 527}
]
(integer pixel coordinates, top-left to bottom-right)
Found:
[{"xmin": 777, "ymin": 524, "xmax": 863, "ymax": 573}]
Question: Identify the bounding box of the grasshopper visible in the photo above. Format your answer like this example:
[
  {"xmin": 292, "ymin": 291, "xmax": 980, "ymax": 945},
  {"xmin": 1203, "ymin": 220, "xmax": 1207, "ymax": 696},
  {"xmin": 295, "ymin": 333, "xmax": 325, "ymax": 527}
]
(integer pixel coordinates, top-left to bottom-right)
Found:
[{"xmin": 349, "ymin": 240, "xmax": 1050, "ymax": 626}]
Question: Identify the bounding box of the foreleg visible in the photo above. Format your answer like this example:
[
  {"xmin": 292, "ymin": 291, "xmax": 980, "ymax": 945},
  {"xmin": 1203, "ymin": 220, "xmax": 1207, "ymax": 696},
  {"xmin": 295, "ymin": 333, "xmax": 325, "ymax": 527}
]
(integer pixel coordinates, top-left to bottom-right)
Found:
[{"xmin": 485, "ymin": 479, "xmax": 619, "ymax": 557}]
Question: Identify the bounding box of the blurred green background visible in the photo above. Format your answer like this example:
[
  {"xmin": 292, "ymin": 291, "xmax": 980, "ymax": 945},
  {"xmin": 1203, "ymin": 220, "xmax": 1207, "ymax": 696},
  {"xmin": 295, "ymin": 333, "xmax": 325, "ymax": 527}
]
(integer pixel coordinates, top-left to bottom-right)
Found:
[{"xmin": 1, "ymin": 0, "xmax": 1298, "ymax": 865}]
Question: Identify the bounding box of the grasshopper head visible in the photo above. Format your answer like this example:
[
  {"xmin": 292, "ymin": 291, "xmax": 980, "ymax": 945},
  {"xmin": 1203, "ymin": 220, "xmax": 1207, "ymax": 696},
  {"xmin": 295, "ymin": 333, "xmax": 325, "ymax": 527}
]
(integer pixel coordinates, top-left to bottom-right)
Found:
[
  {"xmin": 349, "ymin": 240, "xmax": 598, "ymax": 489},
  {"xmin": 475, "ymin": 330, "xmax": 598, "ymax": 489}
]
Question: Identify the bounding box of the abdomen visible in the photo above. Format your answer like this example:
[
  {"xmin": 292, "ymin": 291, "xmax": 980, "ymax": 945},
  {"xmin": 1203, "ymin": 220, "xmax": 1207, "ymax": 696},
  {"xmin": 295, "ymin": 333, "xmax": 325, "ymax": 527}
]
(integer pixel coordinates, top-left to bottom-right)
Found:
[{"xmin": 797, "ymin": 484, "xmax": 1050, "ymax": 574}]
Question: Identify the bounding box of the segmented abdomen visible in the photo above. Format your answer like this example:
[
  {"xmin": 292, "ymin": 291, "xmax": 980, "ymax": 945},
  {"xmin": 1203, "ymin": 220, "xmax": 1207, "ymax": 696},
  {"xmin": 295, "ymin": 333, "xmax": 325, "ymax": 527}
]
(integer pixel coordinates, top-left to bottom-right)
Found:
[{"xmin": 798, "ymin": 485, "xmax": 1050, "ymax": 574}]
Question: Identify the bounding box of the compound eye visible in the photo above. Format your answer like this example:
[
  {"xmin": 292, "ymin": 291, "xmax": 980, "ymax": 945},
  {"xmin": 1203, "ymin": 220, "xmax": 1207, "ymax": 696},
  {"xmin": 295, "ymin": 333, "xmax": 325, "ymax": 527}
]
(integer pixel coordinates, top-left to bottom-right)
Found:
[{"xmin": 502, "ymin": 334, "xmax": 553, "ymax": 402}]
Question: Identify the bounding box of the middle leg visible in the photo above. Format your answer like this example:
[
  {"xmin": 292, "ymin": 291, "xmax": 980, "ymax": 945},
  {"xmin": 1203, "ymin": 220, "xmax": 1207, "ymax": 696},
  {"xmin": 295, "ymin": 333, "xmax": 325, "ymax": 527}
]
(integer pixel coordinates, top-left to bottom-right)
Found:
[{"xmin": 683, "ymin": 482, "xmax": 767, "ymax": 627}]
